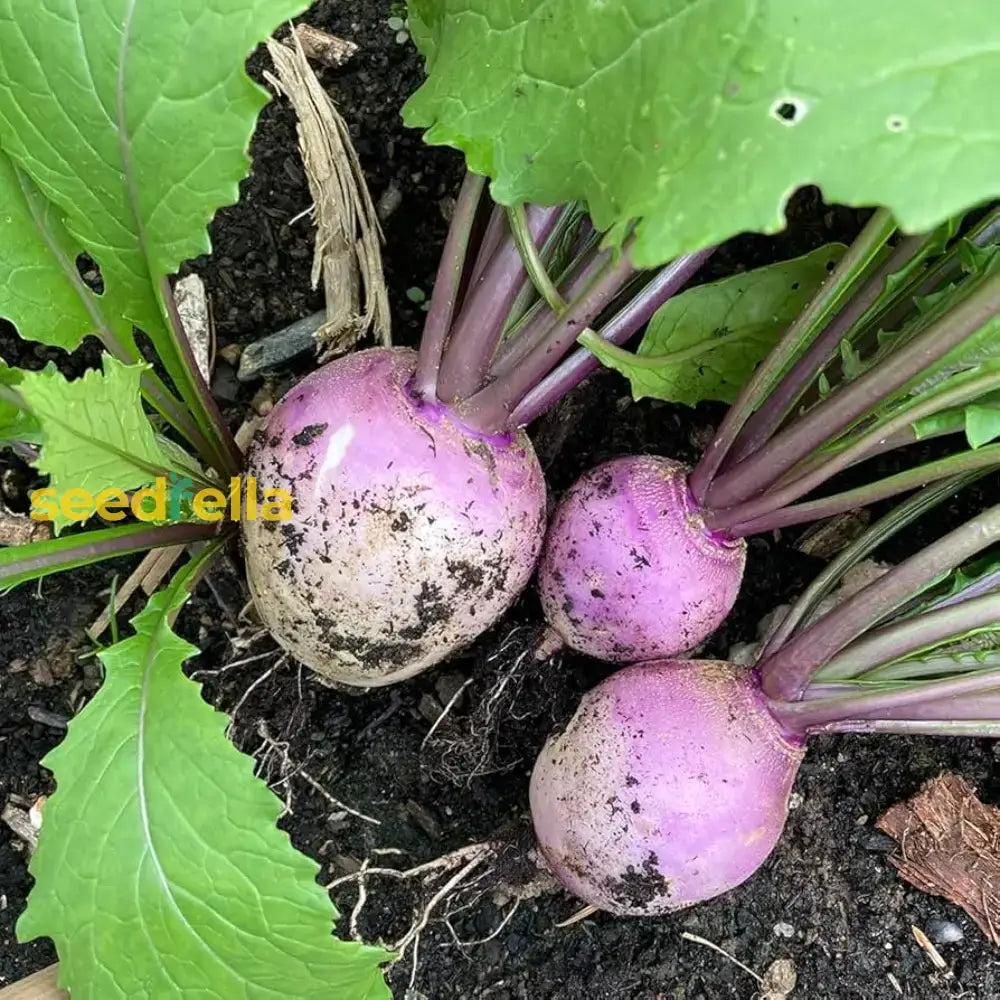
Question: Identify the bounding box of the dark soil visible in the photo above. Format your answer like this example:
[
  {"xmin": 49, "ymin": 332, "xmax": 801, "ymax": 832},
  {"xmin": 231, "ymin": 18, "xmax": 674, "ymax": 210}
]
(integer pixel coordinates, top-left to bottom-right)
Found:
[{"xmin": 2, "ymin": 2, "xmax": 998, "ymax": 997}]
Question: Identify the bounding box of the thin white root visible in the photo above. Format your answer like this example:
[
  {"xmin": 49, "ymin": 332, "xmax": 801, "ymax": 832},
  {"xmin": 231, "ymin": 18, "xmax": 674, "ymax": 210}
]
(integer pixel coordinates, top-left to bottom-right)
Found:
[
  {"xmin": 681, "ymin": 931, "xmax": 764, "ymax": 985},
  {"xmin": 327, "ymin": 842, "xmax": 496, "ymax": 965},
  {"xmin": 420, "ymin": 676, "xmax": 474, "ymax": 750},
  {"xmin": 444, "ymin": 898, "xmax": 521, "ymax": 950},
  {"xmin": 553, "ymin": 903, "xmax": 599, "ymax": 928},
  {"xmin": 255, "ymin": 722, "xmax": 381, "ymax": 826},
  {"xmin": 297, "ymin": 769, "xmax": 381, "ymax": 826},
  {"xmin": 392, "ymin": 852, "xmax": 489, "ymax": 959},
  {"xmin": 326, "ymin": 843, "xmax": 492, "ymax": 890}
]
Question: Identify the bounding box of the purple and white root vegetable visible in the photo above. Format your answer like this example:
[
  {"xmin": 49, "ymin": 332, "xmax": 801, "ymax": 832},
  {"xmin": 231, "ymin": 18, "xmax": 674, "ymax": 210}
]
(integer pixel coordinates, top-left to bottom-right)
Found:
[
  {"xmin": 243, "ymin": 348, "xmax": 546, "ymax": 686},
  {"xmin": 537, "ymin": 456, "xmax": 746, "ymax": 662},
  {"xmin": 529, "ymin": 660, "xmax": 803, "ymax": 915}
]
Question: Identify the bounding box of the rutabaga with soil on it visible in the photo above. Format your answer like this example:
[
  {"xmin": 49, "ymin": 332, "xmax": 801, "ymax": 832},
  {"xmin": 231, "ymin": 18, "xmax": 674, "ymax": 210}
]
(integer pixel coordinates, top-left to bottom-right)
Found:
[{"xmin": 243, "ymin": 347, "xmax": 547, "ymax": 686}]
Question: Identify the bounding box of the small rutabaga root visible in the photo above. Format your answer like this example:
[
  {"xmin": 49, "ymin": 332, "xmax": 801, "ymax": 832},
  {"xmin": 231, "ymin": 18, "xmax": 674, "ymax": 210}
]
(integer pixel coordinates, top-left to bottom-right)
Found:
[{"xmin": 266, "ymin": 35, "xmax": 390, "ymax": 356}]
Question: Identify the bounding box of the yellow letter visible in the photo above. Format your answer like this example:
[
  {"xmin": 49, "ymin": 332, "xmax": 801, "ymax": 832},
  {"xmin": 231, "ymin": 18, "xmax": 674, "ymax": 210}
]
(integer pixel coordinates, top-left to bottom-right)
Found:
[
  {"xmin": 61, "ymin": 487, "xmax": 94, "ymax": 522},
  {"xmin": 228, "ymin": 477, "xmax": 241, "ymax": 520},
  {"xmin": 131, "ymin": 479, "xmax": 166, "ymax": 522},
  {"xmin": 245, "ymin": 476, "xmax": 257, "ymax": 521},
  {"xmin": 95, "ymin": 487, "xmax": 128, "ymax": 522},
  {"xmin": 192, "ymin": 488, "xmax": 227, "ymax": 522},
  {"xmin": 29, "ymin": 488, "xmax": 58, "ymax": 522},
  {"xmin": 261, "ymin": 489, "xmax": 293, "ymax": 522}
]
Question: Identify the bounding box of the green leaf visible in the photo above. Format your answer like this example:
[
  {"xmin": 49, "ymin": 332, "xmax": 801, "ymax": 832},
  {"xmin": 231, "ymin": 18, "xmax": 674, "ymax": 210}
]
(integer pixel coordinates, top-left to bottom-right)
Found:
[
  {"xmin": 582, "ymin": 243, "xmax": 845, "ymax": 405},
  {"xmin": 0, "ymin": 0, "xmax": 307, "ymax": 461},
  {"xmin": 12, "ymin": 356, "xmax": 174, "ymax": 533},
  {"xmin": 876, "ymin": 218, "xmax": 962, "ymax": 309},
  {"xmin": 965, "ymin": 403, "xmax": 1000, "ymax": 448},
  {"xmin": 19, "ymin": 551, "xmax": 392, "ymax": 1000},
  {"xmin": 0, "ymin": 360, "xmax": 41, "ymax": 444},
  {"xmin": 0, "ymin": 152, "xmax": 127, "ymax": 353},
  {"xmin": 405, "ymin": 0, "xmax": 1000, "ymax": 267}
]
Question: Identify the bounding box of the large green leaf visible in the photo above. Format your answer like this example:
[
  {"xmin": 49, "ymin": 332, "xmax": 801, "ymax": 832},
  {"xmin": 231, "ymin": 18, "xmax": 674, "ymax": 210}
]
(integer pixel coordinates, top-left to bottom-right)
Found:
[
  {"xmin": 19, "ymin": 553, "xmax": 392, "ymax": 999},
  {"xmin": 406, "ymin": 0, "xmax": 1000, "ymax": 267},
  {"xmin": 582, "ymin": 243, "xmax": 845, "ymax": 404},
  {"xmin": 0, "ymin": 0, "xmax": 307, "ymax": 459},
  {"xmin": 10, "ymin": 357, "xmax": 175, "ymax": 532}
]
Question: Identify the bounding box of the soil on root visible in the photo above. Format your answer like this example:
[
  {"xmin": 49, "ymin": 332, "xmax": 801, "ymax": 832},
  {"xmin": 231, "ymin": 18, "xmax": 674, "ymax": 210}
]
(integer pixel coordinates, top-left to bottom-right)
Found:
[{"xmin": 2, "ymin": 2, "xmax": 1000, "ymax": 998}]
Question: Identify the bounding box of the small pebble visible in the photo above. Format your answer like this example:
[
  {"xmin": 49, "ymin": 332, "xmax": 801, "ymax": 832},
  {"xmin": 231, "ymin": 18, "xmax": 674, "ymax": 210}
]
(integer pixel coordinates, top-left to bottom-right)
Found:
[
  {"xmin": 250, "ymin": 386, "xmax": 274, "ymax": 417},
  {"xmin": 434, "ymin": 671, "xmax": 468, "ymax": 708},
  {"xmin": 217, "ymin": 343, "xmax": 243, "ymax": 366},
  {"xmin": 418, "ymin": 693, "xmax": 443, "ymax": 724},
  {"xmin": 773, "ymin": 922, "xmax": 795, "ymax": 938},
  {"xmin": 787, "ymin": 792, "xmax": 804, "ymax": 811},
  {"xmin": 376, "ymin": 180, "xmax": 403, "ymax": 223},
  {"xmin": 926, "ymin": 919, "xmax": 964, "ymax": 945}
]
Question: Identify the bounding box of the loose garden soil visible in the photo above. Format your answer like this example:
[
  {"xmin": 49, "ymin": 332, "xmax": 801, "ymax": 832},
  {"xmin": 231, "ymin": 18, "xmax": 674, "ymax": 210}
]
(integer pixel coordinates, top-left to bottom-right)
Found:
[{"xmin": 1, "ymin": 2, "xmax": 998, "ymax": 997}]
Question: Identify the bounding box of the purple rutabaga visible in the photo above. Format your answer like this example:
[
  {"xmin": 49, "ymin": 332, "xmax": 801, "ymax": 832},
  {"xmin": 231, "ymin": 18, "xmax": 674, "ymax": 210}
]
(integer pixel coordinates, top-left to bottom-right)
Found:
[
  {"xmin": 243, "ymin": 348, "xmax": 546, "ymax": 686},
  {"xmin": 536, "ymin": 212, "xmax": 1000, "ymax": 663},
  {"xmin": 530, "ymin": 660, "xmax": 803, "ymax": 914},
  {"xmin": 537, "ymin": 456, "xmax": 745, "ymax": 662}
]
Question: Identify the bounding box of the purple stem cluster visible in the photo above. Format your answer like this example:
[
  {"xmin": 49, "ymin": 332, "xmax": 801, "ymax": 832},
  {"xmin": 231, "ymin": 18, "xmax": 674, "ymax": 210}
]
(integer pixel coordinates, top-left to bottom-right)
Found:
[{"xmin": 411, "ymin": 173, "xmax": 712, "ymax": 435}]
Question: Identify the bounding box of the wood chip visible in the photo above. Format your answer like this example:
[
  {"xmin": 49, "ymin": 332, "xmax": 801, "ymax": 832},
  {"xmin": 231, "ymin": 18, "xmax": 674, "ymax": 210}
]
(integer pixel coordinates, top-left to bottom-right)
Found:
[
  {"xmin": 173, "ymin": 273, "xmax": 213, "ymax": 382},
  {"xmin": 877, "ymin": 773, "xmax": 1000, "ymax": 945},
  {"xmin": 87, "ymin": 545, "xmax": 187, "ymax": 642},
  {"xmin": 1, "ymin": 802, "xmax": 38, "ymax": 853},
  {"xmin": 27, "ymin": 706, "xmax": 68, "ymax": 730},
  {"xmin": 236, "ymin": 310, "xmax": 326, "ymax": 381},
  {"xmin": 293, "ymin": 24, "xmax": 359, "ymax": 68},
  {"xmin": 911, "ymin": 925, "xmax": 948, "ymax": 971},
  {"xmin": 404, "ymin": 800, "xmax": 442, "ymax": 840}
]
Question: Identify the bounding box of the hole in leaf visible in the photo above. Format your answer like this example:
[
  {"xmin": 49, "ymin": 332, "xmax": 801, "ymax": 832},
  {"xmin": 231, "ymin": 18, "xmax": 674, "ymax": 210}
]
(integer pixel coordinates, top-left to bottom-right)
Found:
[
  {"xmin": 887, "ymin": 115, "xmax": 908, "ymax": 132},
  {"xmin": 75, "ymin": 253, "xmax": 104, "ymax": 294},
  {"xmin": 770, "ymin": 97, "xmax": 807, "ymax": 126}
]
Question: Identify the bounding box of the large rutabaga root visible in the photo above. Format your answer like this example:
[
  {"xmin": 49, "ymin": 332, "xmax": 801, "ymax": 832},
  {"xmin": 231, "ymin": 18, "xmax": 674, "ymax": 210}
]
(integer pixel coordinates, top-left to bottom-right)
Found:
[{"xmin": 243, "ymin": 348, "xmax": 547, "ymax": 687}]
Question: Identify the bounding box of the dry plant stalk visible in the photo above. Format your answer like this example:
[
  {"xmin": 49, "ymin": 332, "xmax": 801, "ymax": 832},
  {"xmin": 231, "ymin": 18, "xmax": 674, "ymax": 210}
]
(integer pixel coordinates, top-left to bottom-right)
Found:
[
  {"xmin": 877, "ymin": 772, "xmax": 1000, "ymax": 945},
  {"xmin": 293, "ymin": 24, "xmax": 359, "ymax": 68},
  {"xmin": 266, "ymin": 35, "xmax": 390, "ymax": 357}
]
